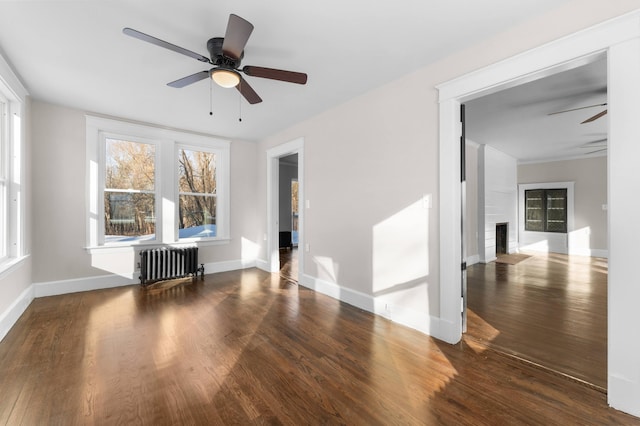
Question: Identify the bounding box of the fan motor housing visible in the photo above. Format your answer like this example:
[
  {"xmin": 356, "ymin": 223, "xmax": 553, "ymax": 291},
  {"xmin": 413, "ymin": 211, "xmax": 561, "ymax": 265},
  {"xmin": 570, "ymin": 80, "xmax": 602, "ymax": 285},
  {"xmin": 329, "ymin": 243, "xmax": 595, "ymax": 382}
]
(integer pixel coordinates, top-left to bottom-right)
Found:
[{"xmin": 207, "ymin": 37, "xmax": 243, "ymax": 67}]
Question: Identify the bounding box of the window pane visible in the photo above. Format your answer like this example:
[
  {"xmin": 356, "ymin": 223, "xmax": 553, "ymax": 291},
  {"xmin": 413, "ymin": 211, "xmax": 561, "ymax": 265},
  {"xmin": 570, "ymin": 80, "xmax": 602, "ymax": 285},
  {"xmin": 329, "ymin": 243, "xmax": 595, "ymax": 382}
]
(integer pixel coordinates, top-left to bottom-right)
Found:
[
  {"xmin": 525, "ymin": 190, "xmax": 544, "ymax": 232},
  {"xmin": 178, "ymin": 194, "xmax": 217, "ymax": 238},
  {"xmin": 178, "ymin": 149, "xmax": 216, "ymax": 194},
  {"xmin": 104, "ymin": 192, "xmax": 155, "ymax": 242},
  {"xmin": 105, "ymin": 138, "xmax": 155, "ymax": 191},
  {"xmin": 546, "ymin": 189, "xmax": 567, "ymax": 233}
]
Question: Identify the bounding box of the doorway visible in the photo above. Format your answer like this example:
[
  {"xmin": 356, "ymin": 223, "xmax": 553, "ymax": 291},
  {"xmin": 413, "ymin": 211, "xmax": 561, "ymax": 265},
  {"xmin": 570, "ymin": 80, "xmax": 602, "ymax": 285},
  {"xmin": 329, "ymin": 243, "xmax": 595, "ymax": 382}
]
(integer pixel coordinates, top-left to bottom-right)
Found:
[
  {"xmin": 266, "ymin": 138, "xmax": 304, "ymax": 282},
  {"xmin": 437, "ymin": 13, "xmax": 640, "ymax": 411},
  {"xmin": 278, "ymin": 154, "xmax": 299, "ymax": 281},
  {"xmin": 462, "ymin": 58, "xmax": 608, "ymax": 389}
]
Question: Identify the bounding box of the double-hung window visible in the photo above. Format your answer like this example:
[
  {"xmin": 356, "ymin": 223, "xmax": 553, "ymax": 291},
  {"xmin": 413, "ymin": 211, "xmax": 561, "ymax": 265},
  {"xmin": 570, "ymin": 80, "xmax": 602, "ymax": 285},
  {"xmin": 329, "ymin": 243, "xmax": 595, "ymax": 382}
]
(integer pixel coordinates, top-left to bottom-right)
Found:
[
  {"xmin": 104, "ymin": 137, "xmax": 157, "ymax": 243},
  {"xmin": 177, "ymin": 147, "xmax": 217, "ymax": 239},
  {"xmin": 86, "ymin": 116, "xmax": 230, "ymax": 250},
  {"xmin": 0, "ymin": 95, "xmax": 6, "ymax": 261}
]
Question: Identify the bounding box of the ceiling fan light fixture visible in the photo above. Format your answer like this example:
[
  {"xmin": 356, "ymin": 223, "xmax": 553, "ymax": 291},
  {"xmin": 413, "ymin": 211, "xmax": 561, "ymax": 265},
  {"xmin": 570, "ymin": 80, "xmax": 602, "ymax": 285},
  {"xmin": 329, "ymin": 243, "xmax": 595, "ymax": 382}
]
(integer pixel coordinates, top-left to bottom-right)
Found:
[{"xmin": 211, "ymin": 68, "xmax": 240, "ymax": 88}]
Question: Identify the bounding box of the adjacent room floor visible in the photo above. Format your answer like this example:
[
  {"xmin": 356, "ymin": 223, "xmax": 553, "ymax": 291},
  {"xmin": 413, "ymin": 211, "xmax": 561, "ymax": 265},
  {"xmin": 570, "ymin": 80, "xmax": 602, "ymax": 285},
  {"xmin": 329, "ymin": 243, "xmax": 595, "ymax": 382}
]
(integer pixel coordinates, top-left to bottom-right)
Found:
[{"xmin": 466, "ymin": 252, "xmax": 607, "ymax": 390}]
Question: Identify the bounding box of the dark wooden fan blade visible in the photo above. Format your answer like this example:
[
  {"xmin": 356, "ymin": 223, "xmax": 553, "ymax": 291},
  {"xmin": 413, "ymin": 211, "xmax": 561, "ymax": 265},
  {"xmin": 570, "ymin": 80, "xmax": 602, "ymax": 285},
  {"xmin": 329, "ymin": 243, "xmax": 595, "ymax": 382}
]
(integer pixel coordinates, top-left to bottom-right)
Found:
[
  {"xmin": 167, "ymin": 71, "xmax": 210, "ymax": 88},
  {"xmin": 242, "ymin": 66, "xmax": 307, "ymax": 84},
  {"xmin": 581, "ymin": 109, "xmax": 608, "ymax": 124},
  {"xmin": 236, "ymin": 76, "xmax": 262, "ymax": 104},
  {"xmin": 222, "ymin": 14, "xmax": 254, "ymax": 60},
  {"xmin": 123, "ymin": 28, "xmax": 210, "ymax": 63},
  {"xmin": 548, "ymin": 102, "xmax": 607, "ymax": 116}
]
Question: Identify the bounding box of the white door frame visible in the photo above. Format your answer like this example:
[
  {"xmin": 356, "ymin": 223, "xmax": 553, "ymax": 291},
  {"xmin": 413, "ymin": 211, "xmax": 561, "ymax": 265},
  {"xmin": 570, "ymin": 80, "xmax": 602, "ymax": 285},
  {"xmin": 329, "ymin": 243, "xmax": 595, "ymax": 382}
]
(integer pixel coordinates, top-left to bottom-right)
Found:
[
  {"xmin": 437, "ymin": 12, "xmax": 640, "ymax": 415},
  {"xmin": 266, "ymin": 138, "xmax": 304, "ymax": 277}
]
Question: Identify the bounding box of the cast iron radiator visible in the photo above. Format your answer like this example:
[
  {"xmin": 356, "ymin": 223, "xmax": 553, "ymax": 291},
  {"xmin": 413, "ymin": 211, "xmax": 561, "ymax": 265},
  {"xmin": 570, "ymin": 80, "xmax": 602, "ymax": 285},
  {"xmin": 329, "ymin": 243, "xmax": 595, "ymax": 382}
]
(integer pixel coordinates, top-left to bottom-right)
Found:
[{"xmin": 139, "ymin": 247, "xmax": 204, "ymax": 286}]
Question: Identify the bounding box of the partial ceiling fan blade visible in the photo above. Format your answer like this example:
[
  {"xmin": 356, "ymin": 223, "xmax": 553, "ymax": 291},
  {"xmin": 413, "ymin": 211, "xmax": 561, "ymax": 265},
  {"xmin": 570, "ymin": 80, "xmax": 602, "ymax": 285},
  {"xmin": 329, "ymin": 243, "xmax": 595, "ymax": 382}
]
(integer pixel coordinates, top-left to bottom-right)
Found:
[
  {"xmin": 581, "ymin": 109, "xmax": 608, "ymax": 124},
  {"xmin": 585, "ymin": 148, "xmax": 607, "ymax": 155},
  {"xmin": 548, "ymin": 102, "xmax": 607, "ymax": 116},
  {"xmin": 222, "ymin": 14, "xmax": 254, "ymax": 60},
  {"xmin": 123, "ymin": 28, "xmax": 211, "ymax": 63},
  {"xmin": 236, "ymin": 76, "xmax": 262, "ymax": 104},
  {"xmin": 242, "ymin": 66, "xmax": 308, "ymax": 84},
  {"xmin": 167, "ymin": 71, "xmax": 210, "ymax": 88}
]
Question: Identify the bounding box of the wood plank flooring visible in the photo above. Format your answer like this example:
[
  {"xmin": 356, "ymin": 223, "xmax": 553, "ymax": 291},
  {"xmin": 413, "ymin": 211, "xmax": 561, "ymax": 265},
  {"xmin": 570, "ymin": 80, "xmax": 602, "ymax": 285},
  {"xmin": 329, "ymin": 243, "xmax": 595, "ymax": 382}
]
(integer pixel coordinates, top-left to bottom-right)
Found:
[
  {"xmin": 466, "ymin": 252, "xmax": 608, "ymax": 390},
  {"xmin": 1, "ymin": 266, "xmax": 636, "ymax": 425}
]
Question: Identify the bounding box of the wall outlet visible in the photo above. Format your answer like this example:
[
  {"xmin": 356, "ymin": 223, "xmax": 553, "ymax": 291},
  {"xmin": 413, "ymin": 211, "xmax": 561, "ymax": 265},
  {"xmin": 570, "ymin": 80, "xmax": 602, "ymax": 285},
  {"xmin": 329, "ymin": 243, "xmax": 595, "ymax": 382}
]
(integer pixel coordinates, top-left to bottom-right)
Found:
[{"xmin": 305, "ymin": 243, "xmax": 310, "ymax": 252}]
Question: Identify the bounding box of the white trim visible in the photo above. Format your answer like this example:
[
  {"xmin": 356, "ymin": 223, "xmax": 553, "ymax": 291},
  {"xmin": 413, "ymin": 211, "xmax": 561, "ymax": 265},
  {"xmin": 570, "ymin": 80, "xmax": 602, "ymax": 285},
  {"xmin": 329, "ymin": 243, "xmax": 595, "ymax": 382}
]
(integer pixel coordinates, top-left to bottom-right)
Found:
[
  {"xmin": 86, "ymin": 115, "xmax": 231, "ymax": 248},
  {"xmin": 437, "ymin": 10, "xmax": 640, "ymax": 416},
  {"xmin": 255, "ymin": 258, "xmax": 270, "ymax": 272},
  {"xmin": 34, "ymin": 258, "xmax": 255, "ymax": 298},
  {"xmin": 0, "ymin": 284, "xmax": 34, "ymax": 342},
  {"xmin": 299, "ymin": 273, "xmax": 439, "ymax": 336},
  {"xmin": 35, "ymin": 274, "xmax": 137, "ymax": 297},
  {"xmin": 266, "ymin": 138, "xmax": 304, "ymax": 277},
  {"xmin": 0, "ymin": 54, "xmax": 27, "ymax": 103},
  {"xmin": 466, "ymin": 254, "xmax": 480, "ymax": 266}
]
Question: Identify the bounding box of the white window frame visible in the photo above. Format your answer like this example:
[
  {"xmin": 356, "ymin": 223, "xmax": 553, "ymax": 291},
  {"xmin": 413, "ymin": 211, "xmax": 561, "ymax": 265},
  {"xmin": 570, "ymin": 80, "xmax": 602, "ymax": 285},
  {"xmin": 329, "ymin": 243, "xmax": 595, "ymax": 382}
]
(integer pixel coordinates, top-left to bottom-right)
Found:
[
  {"xmin": 175, "ymin": 143, "xmax": 228, "ymax": 242},
  {"xmin": 86, "ymin": 116, "xmax": 230, "ymax": 252},
  {"xmin": 100, "ymin": 133, "xmax": 161, "ymax": 246},
  {"xmin": 0, "ymin": 53, "xmax": 27, "ymax": 273}
]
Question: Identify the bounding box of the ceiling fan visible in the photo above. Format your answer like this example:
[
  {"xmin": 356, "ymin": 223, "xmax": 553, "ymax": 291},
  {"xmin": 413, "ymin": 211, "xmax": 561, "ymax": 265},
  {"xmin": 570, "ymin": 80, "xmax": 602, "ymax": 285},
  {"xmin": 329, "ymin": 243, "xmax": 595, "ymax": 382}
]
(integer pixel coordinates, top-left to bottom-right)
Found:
[
  {"xmin": 123, "ymin": 14, "xmax": 307, "ymax": 105},
  {"xmin": 578, "ymin": 138, "xmax": 607, "ymax": 155},
  {"xmin": 547, "ymin": 102, "xmax": 607, "ymax": 124}
]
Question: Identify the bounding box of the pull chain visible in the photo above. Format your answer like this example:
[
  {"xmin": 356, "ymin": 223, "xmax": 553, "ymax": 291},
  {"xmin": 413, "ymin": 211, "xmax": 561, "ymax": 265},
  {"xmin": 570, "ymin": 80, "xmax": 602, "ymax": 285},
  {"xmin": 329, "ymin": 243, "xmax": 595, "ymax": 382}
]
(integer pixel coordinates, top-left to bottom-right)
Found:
[
  {"xmin": 238, "ymin": 80, "xmax": 243, "ymax": 122},
  {"xmin": 209, "ymin": 77, "xmax": 213, "ymax": 116}
]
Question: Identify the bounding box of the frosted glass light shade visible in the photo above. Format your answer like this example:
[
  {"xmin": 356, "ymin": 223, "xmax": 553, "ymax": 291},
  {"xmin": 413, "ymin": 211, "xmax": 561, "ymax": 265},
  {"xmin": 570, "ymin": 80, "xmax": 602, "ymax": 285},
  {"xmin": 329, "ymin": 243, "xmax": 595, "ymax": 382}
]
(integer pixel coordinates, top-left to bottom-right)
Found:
[{"xmin": 211, "ymin": 69, "xmax": 240, "ymax": 88}]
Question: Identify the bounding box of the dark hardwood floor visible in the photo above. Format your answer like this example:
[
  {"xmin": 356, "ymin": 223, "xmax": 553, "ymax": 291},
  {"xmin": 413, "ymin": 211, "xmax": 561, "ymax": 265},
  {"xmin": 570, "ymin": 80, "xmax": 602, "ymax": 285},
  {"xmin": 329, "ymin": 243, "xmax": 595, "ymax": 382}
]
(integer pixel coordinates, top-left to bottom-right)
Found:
[
  {"xmin": 279, "ymin": 247, "xmax": 298, "ymax": 282},
  {"xmin": 466, "ymin": 252, "xmax": 608, "ymax": 390},
  {"xmin": 1, "ymin": 265, "xmax": 636, "ymax": 425}
]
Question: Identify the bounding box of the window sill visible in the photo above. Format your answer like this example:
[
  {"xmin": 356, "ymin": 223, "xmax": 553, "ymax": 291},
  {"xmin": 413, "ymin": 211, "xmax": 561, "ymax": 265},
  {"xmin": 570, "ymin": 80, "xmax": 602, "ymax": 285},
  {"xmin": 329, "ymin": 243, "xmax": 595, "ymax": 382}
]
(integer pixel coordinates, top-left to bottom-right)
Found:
[
  {"xmin": 85, "ymin": 238, "xmax": 230, "ymax": 254},
  {"xmin": 0, "ymin": 254, "xmax": 31, "ymax": 280}
]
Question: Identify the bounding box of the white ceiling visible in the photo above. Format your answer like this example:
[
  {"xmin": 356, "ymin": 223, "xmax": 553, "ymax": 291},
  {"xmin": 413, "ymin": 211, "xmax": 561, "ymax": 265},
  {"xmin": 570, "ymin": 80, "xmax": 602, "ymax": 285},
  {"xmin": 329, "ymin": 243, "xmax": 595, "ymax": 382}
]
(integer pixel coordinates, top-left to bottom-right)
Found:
[
  {"xmin": 466, "ymin": 57, "xmax": 608, "ymax": 163},
  {"xmin": 0, "ymin": 0, "xmax": 571, "ymax": 141}
]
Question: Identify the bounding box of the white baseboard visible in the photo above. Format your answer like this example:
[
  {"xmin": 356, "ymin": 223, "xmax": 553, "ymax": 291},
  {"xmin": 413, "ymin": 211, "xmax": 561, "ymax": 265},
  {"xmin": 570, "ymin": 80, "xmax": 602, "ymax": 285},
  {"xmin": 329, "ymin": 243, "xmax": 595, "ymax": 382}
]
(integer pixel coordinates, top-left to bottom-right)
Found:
[
  {"xmin": 255, "ymin": 258, "xmax": 270, "ymax": 272},
  {"xmin": 466, "ymin": 254, "xmax": 480, "ymax": 266},
  {"xmin": 568, "ymin": 248, "xmax": 609, "ymax": 258},
  {"xmin": 0, "ymin": 285, "xmax": 34, "ymax": 342},
  {"xmin": 35, "ymin": 274, "xmax": 137, "ymax": 298},
  {"xmin": 519, "ymin": 244, "xmax": 609, "ymax": 259},
  {"xmin": 34, "ymin": 258, "xmax": 255, "ymax": 298},
  {"xmin": 299, "ymin": 273, "xmax": 440, "ymax": 338},
  {"xmin": 203, "ymin": 259, "xmax": 257, "ymax": 274}
]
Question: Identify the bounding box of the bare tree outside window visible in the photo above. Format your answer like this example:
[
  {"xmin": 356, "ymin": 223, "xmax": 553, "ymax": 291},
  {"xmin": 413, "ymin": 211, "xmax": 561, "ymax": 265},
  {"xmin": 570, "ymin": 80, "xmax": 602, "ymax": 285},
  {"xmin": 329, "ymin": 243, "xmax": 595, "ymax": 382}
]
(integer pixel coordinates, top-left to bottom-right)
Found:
[
  {"xmin": 178, "ymin": 148, "xmax": 217, "ymax": 238},
  {"xmin": 104, "ymin": 138, "xmax": 156, "ymax": 241}
]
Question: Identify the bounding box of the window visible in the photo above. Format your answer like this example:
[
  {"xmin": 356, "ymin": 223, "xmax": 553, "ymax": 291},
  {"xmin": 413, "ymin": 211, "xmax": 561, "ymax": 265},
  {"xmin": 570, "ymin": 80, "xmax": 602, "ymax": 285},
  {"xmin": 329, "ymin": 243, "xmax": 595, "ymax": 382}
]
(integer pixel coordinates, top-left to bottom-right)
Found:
[
  {"xmin": 0, "ymin": 96, "xmax": 6, "ymax": 260},
  {"xmin": 104, "ymin": 138, "xmax": 156, "ymax": 243},
  {"xmin": 178, "ymin": 147, "xmax": 217, "ymax": 239},
  {"xmin": 525, "ymin": 188, "xmax": 567, "ymax": 233},
  {"xmin": 0, "ymin": 53, "xmax": 27, "ymax": 270},
  {"xmin": 86, "ymin": 116, "xmax": 230, "ymax": 250}
]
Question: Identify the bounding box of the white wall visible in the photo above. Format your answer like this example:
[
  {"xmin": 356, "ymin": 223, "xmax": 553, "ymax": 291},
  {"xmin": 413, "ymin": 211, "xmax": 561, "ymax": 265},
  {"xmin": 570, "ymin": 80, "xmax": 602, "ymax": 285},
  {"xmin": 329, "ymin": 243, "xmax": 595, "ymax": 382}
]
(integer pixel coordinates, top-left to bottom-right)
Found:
[
  {"xmin": 258, "ymin": 81, "xmax": 439, "ymax": 331},
  {"xmin": 255, "ymin": 1, "xmax": 640, "ymax": 341},
  {"xmin": 30, "ymin": 101, "xmax": 260, "ymax": 287},
  {"xmin": 478, "ymin": 145, "xmax": 518, "ymax": 262},
  {"xmin": 518, "ymin": 156, "xmax": 607, "ymax": 257}
]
